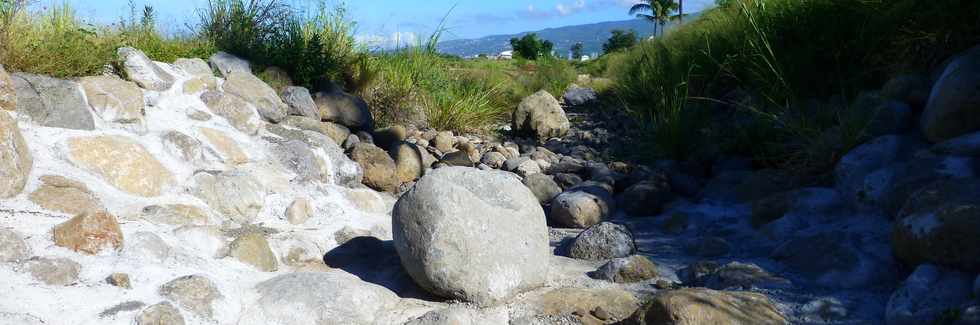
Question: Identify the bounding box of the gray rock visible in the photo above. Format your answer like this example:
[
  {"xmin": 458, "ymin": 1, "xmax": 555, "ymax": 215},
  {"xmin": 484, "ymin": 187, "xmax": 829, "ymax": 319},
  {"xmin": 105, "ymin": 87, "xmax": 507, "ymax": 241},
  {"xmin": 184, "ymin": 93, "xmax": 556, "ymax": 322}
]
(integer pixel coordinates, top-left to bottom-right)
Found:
[
  {"xmin": 562, "ymin": 84, "xmax": 597, "ymax": 106},
  {"xmin": 343, "ymin": 134, "xmax": 359, "ymax": 151},
  {"xmin": 159, "ymin": 275, "xmax": 222, "ymax": 319},
  {"xmin": 619, "ymin": 179, "xmax": 672, "ymax": 217},
  {"xmin": 513, "ymin": 90, "xmax": 570, "ymax": 140},
  {"xmin": 11, "ymin": 73, "xmax": 94, "ymax": 130},
  {"xmin": 118, "ymin": 47, "xmax": 174, "ymax": 91},
  {"xmin": 124, "ymin": 232, "xmax": 172, "ymax": 263},
  {"xmin": 99, "ymin": 300, "xmax": 144, "ymax": 319},
  {"xmin": 882, "ymin": 73, "xmax": 931, "ymax": 108},
  {"xmin": 192, "ymin": 170, "xmax": 265, "ymax": 224},
  {"xmin": 174, "ymin": 57, "xmax": 213, "ymax": 77},
  {"xmin": 0, "ymin": 229, "xmax": 30, "ymax": 263},
  {"xmin": 208, "ymin": 51, "xmax": 251, "ymax": 77},
  {"xmin": 772, "ymin": 232, "xmax": 898, "ymax": 288},
  {"xmin": 282, "ymin": 86, "xmax": 320, "ymax": 120},
  {"xmin": 801, "ymin": 298, "xmax": 848, "ymax": 323},
  {"xmin": 161, "ymin": 131, "xmax": 206, "ymax": 164},
  {"xmin": 314, "ymin": 89, "xmax": 373, "ymax": 130},
  {"xmin": 19, "ymin": 257, "xmax": 81, "ymax": 286},
  {"xmin": 568, "ymin": 222, "xmax": 635, "ymax": 261},
  {"xmin": 480, "ymin": 151, "xmax": 507, "ymax": 169},
  {"xmin": 349, "ymin": 143, "xmax": 399, "ymax": 192},
  {"xmin": 270, "ymin": 139, "xmax": 326, "ymax": 183},
  {"xmin": 933, "ymin": 131, "xmax": 980, "ymax": 156},
  {"xmin": 432, "ymin": 131, "xmax": 455, "ymax": 153},
  {"xmin": 392, "ymin": 167, "xmax": 549, "ymax": 306},
  {"xmin": 685, "ymin": 237, "xmax": 731, "ymax": 257},
  {"xmin": 222, "ymin": 70, "xmax": 287, "ymax": 123},
  {"xmin": 285, "ymin": 197, "xmax": 313, "ymax": 225},
  {"xmin": 523, "ymin": 174, "xmax": 562, "ymax": 204},
  {"xmin": 886, "ymin": 264, "xmax": 973, "ymax": 325},
  {"xmin": 80, "ymin": 75, "xmax": 145, "ymax": 125},
  {"xmin": 921, "ymin": 45, "xmax": 980, "ymax": 142},
  {"xmin": 589, "ymin": 255, "xmax": 658, "ymax": 283},
  {"xmin": 0, "ymin": 112, "xmax": 32, "ymax": 198},
  {"xmin": 227, "ymin": 232, "xmax": 277, "ymax": 272},
  {"xmin": 505, "ymin": 157, "xmax": 542, "ymax": 177},
  {"xmin": 136, "ymin": 302, "xmax": 185, "ymax": 325},
  {"xmin": 700, "ymin": 262, "xmax": 791, "ymax": 290},
  {"xmin": 835, "ymin": 135, "xmax": 926, "ymax": 206},
  {"xmin": 199, "ymin": 91, "xmax": 261, "ymax": 135},
  {"xmin": 0, "ymin": 64, "xmax": 15, "ymax": 111},
  {"xmin": 553, "ymin": 173, "xmax": 583, "ymax": 189},
  {"xmin": 248, "ymin": 271, "xmax": 398, "ymax": 325},
  {"xmin": 266, "ymin": 127, "xmax": 363, "ymax": 187},
  {"xmin": 440, "ymin": 150, "xmax": 473, "ymax": 167},
  {"xmin": 893, "ymin": 179, "xmax": 980, "ymax": 271}
]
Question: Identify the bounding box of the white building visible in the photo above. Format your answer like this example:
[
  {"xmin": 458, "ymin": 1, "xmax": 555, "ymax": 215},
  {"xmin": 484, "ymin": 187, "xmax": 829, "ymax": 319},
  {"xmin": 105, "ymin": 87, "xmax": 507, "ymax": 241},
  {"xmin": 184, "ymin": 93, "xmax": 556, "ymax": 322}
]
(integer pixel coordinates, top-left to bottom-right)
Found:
[{"xmin": 497, "ymin": 50, "xmax": 514, "ymax": 60}]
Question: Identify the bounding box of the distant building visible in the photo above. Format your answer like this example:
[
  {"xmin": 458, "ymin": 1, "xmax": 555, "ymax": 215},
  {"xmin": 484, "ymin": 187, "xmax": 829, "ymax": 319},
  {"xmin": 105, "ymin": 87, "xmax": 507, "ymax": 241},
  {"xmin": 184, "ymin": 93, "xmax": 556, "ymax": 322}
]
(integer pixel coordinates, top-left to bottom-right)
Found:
[
  {"xmin": 580, "ymin": 55, "xmax": 591, "ymax": 62},
  {"xmin": 497, "ymin": 50, "xmax": 514, "ymax": 60}
]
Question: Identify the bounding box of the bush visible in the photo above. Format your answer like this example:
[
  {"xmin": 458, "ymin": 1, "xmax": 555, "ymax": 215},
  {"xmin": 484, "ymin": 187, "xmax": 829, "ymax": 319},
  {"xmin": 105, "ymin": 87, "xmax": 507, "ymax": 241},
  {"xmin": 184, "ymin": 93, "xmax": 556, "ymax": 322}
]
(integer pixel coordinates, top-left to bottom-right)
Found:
[
  {"xmin": 612, "ymin": 0, "xmax": 980, "ymax": 172},
  {"xmin": 510, "ymin": 33, "xmax": 555, "ymax": 60},
  {"xmin": 199, "ymin": 0, "xmax": 368, "ymax": 91},
  {"xmin": 521, "ymin": 58, "xmax": 577, "ymax": 98}
]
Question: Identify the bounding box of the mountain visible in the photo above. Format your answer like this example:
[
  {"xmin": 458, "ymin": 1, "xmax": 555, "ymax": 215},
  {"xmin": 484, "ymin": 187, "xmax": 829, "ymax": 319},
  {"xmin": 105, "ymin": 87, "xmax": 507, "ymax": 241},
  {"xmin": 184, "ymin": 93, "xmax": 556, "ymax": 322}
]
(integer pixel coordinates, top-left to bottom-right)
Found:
[{"xmin": 437, "ymin": 19, "xmax": 664, "ymax": 58}]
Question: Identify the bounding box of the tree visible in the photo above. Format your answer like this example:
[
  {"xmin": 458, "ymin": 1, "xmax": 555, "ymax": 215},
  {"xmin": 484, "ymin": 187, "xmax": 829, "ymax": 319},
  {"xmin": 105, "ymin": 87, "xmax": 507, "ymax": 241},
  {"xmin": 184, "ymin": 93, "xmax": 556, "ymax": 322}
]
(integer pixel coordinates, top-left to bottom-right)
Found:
[
  {"xmin": 509, "ymin": 33, "xmax": 554, "ymax": 60},
  {"xmin": 629, "ymin": 0, "xmax": 679, "ymax": 37},
  {"xmin": 602, "ymin": 29, "xmax": 637, "ymax": 54},
  {"xmin": 570, "ymin": 42, "xmax": 584, "ymax": 59}
]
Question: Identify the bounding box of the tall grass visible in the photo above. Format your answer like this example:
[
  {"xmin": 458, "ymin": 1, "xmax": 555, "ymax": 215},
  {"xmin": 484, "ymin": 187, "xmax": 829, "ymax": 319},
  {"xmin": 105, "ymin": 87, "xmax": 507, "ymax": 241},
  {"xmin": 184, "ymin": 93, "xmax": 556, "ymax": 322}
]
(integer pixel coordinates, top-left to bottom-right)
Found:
[
  {"xmin": 198, "ymin": 0, "xmax": 368, "ymax": 91},
  {"xmin": 0, "ymin": 1, "xmax": 212, "ymax": 77},
  {"xmin": 612, "ymin": 0, "xmax": 980, "ymax": 173}
]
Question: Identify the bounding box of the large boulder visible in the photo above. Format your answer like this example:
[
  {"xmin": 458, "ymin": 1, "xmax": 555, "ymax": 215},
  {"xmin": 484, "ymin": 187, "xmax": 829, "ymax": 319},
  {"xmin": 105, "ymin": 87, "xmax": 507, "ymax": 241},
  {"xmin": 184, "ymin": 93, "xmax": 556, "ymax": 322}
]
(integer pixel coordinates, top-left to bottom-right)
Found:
[
  {"xmin": 0, "ymin": 111, "xmax": 31, "ymax": 198},
  {"xmin": 550, "ymin": 182, "xmax": 615, "ymax": 229},
  {"xmin": 392, "ymin": 167, "xmax": 549, "ymax": 306},
  {"xmin": 11, "ymin": 73, "xmax": 94, "ymax": 130},
  {"xmin": 200, "ymin": 91, "xmax": 261, "ymax": 135},
  {"xmin": 265, "ymin": 126, "xmax": 363, "ymax": 187},
  {"xmin": 208, "ymin": 51, "xmax": 251, "ymax": 77},
  {"xmin": 513, "ymin": 90, "xmax": 571, "ymax": 140},
  {"xmin": 628, "ymin": 288, "xmax": 788, "ymax": 325},
  {"xmin": 269, "ymin": 139, "xmax": 327, "ymax": 183},
  {"xmin": 79, "ymin": 75, "xmax": 144, "ymax": 125},
  {"xmin": 0, "ymin": 64, "xmax": 16, "ymax": 111},
  {"xmin": 349, "ymin": 143, "xmax": 399, "ymax": 192},
  {"xmin": 52, "ymin": 212, "xmax": 124, "ymax": 255},
  {"xmin": 921, "ymin": 45, "xmax": 980, "ymax": 142},
  {"xmin": 117, "ymin": 47, "xmax": 174, "ymax": 91},
  {"xmin": 66, "ymin": 135, "xmax": 174, "ymax": 197},
  {"xmin": 174, "ymin": 57, "xmax": 213, "ymax": 77},
  {"xmin": 892, "ymin": 179, "xmax": 980, "ymax": 271},
  {"xmin": 222, "ymin": 70, "xmax": 288, "ymax": 123},
  {"xmin": 886, "ymin": 264, "xmax": 974, "ymax": 325},
  {"xmin": 245, "ymin": 271, "xmax": 398, "ymax": 325},
  {"xmin": 568, "ymin": 222, "xmax": 636, "ymax": 261},
  {"xmin": 315, "ymin": 88, "xmax": 374, "ymax": 130},
  {"xmin": 192, "ymin": 170, "xmax": 266, "ymax": 224},
  {"xmin": 281, "ymin": 86, "xmax": 320, "ymax": 119},
  {"xmin": 29, "ymin": 175, "xmax": 104, "ymax": 215}
]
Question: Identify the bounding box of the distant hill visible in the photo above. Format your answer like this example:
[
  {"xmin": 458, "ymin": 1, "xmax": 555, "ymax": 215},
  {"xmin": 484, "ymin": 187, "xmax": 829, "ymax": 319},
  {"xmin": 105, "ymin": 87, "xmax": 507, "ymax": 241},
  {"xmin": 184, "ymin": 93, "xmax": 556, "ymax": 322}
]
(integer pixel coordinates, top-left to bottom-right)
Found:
[{"xmin": 437, "ymin": 18, "xmax": 686, "ymax": 58}]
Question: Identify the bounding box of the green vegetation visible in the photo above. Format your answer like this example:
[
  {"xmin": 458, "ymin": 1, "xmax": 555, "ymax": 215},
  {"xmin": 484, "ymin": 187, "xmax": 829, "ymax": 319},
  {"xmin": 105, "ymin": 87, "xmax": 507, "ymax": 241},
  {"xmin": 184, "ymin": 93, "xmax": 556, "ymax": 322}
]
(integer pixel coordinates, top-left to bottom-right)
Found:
[
  {"xmin": 611, "ymin": 0, "xmax": 980, "ymax": 174},
  {"xmin": 0, "ymin": 1, "xmax": 212, "ymax": 77},
  {"xmin": 570, "ymin": 42, "xmax": 584, "ymax": 60},
  {"xmin": 602, "ymin": 29, "xmax": 637, "ymax": 54},
  {"xmin": 509, "ymin": 33, "xmax": 555, "ymax": 60}
]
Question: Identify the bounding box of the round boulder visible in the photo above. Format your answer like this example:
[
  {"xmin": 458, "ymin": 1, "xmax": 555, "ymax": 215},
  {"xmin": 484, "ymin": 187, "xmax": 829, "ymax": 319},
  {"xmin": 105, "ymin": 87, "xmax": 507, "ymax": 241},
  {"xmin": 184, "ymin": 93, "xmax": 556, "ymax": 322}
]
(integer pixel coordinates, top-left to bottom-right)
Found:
[
  {"xmin": 921, "ymin": 45, "xmax": 980, "ymax": 142},
  {"xmin": 513, "ymin": 90, "xmax": 570, "ymax": 140},
  {"xmin": 892, "ymin": 179, "xmax": 980, "ymax": 271},
  {"xmin": 392, "ymin": 167, "xmax": 549, "ymax": 306},
  {"xmin": 349, "ymin": 143, "xmax": 399, "ymax": 192},
  {"xmin": 568, "ymin": 222, "xmax": 636, "ymax": 261}
]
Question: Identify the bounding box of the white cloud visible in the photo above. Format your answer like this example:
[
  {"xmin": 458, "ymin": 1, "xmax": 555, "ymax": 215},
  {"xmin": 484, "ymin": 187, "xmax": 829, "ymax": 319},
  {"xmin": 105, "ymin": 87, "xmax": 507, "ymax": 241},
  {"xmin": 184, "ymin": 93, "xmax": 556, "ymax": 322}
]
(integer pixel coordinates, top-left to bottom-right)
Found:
[{"xmin": 355, "ymin": 31, "xmax": 419, "ymax": 50}]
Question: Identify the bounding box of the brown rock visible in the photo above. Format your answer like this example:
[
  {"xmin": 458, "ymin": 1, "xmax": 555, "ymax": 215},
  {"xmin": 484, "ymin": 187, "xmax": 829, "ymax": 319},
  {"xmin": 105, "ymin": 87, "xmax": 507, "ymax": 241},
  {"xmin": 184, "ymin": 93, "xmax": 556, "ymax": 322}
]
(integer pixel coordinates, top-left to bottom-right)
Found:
[
  {"xmin": 200, "ymin": 91, "xmax": 260, "ymax": 135},
  {"xmin": 107, "ymin": 272, "xmax": 132, "ymax": 289},
  {"xmin": 528, "ymin": 288, "xmax": 640, "ymax": 323},
  {"xmin": 29, "ymin": 175, "xmax": 104, "ymax": 215},
  {"xmin": 52, "ymin": 212, "xmax": 124, "ymax": 255},
  {"xmin": 228, "ymin": 232, "xmax": 278, "ymax": 272},
  {"xmin": 67, "ymin": 135, "xmax": 174, "ymax": 197},
  {"xmin": 0, "ymin": 111, "xmax": 31, "ymax": 198},
  {"xmin": 285, "ymin": 197, "xmax": 313, "ymax": 225},
  {"xmin": 349, "ymin": 143, "xmax": 399, "ymax": 192},
  {"xmin": 629, "ymin": 288, "xmax": 787, "ymax": 325},
  {"xmin": 139, "ymin": 204, "xmax": 210, "ymax": 226},
  {"xmin": 199, "ymin": 127, "xmax": 248, "ymax": 165},
  {"xmin": 391, "ymin": 142, "xmax": 424, "ymax": 183}
]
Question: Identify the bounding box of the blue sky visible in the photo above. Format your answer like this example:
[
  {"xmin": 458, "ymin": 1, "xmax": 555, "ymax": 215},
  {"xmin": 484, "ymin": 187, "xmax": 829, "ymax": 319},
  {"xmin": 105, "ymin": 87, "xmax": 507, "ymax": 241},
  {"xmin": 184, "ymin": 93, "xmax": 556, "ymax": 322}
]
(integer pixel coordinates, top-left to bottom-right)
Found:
[{"xmin": 53, "ymin": 0, "xmax": 715, "ymax": 45}]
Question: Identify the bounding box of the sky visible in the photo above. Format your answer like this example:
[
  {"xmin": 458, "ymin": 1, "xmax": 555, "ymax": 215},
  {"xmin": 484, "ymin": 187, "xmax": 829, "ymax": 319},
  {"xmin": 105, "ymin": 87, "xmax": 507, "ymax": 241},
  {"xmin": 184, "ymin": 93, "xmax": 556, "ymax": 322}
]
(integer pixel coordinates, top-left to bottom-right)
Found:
[{"xmin": 53, "ymin": 0, "xmax": 715, "ymax": 47}]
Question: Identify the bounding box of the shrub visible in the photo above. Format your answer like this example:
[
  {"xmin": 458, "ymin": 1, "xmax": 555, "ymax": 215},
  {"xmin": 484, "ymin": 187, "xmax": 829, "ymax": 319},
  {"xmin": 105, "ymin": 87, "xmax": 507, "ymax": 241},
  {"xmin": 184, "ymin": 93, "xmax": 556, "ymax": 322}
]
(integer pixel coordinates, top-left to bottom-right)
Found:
[
  {"xmin": 612, "ymin": 0, "xmax": 980, "ymax": 172},
  {"xmin": 510, "ymin": 33, "xmax": 555, "ymax": 60},
  {"xmin": 198, "ymin": 0, "xmax": 368, "ymax": 91},
  {"xmin": 602, "ymin": 29, "xmax": 638, "ymax": 54},
  {"xmin": 521, "ymin": 58, "xmax": 577, "ymax": 98}
]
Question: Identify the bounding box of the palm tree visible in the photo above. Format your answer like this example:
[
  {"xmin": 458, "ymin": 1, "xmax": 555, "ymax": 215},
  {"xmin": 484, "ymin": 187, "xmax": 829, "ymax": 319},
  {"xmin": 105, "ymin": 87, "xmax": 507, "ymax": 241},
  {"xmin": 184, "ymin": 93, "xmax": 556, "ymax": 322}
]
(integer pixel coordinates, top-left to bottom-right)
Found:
[{"xmin": 629, "ymin": 0, "xmax": 679, "ymax": 37}]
